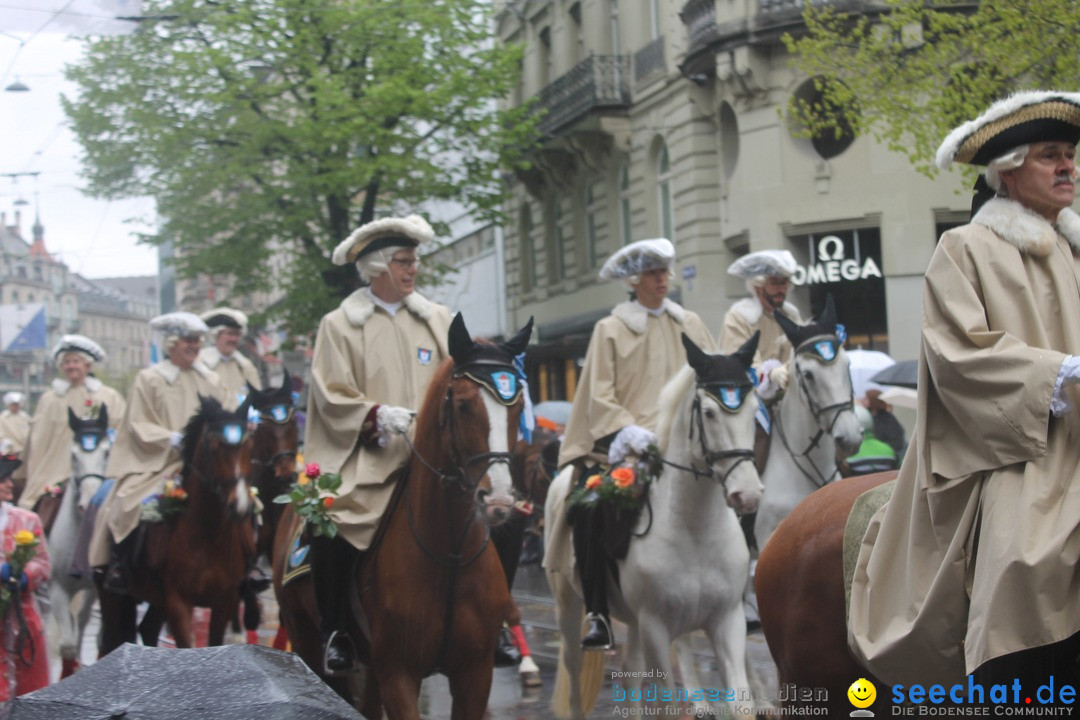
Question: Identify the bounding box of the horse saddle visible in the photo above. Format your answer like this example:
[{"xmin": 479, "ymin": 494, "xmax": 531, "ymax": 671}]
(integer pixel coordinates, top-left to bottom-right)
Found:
[
  {"xmin": 842, "ymin": 479, "xmax": 896, "ymax": 618},
  {"xmin": 281, "ymin": 521, "xmax": 312, "ymax": 588}
]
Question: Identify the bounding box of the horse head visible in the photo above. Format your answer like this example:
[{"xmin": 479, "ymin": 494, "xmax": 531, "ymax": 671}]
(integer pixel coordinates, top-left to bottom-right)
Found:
[
  {"xmin": 180, "ymin": 396, "xmax": 254, "ymax": 519},
  {"xmin": 427, "ymin": 312, "xmax": 534, "ymax": 526},
  {"xmin": 67, "ymin": 404, "xmax": 111, "ymax": 511},
  {"xmin": 774, "ymin": 294, "xmax": 862, "ymax": 455},
  {"xmin": 248, "ymin": 368, "xmax": 299, "ymax": 500},
  {"xmin": 670, "ymin": 332, "xmax": 764, "ymax": 515}
]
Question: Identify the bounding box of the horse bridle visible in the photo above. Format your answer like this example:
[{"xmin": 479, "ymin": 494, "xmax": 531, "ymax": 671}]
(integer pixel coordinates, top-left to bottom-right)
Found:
[
  {"xmin": 250, "ymin": 406, "xmax": 299, "ymax": 486},
  {"xmin": 775, "ymin": 335, "xmax": 855, "ymax": 488},
  {"xmin": 660, "ymin": 383, "xmax": 756, "ymax": 489},
  {"xmin": 189, "ymin": 424, "xmax": 254, "ymax": 504}
]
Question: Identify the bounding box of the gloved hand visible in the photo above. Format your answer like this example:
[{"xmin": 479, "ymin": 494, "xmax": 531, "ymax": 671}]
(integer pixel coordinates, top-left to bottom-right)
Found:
[
  {"xmin": 374, "ymin": 405, "xmax": 414, "ymax": 447},
  {"xmin": 757, "ymin": 359, "xmax": 789, "ymax": 401},
  {"xmin": 608, "ymin": 425, "xmax": 658, "ymax": 465},
  {"xmin": 170, "ymin": 431, "xmax": 184, "ymax": 449},
  {"xmin": 0, "ymin": 563, "xmax": 27, "ymax": 591},
  {"xmin": 1052, "ymin": 355, "xmax": 1080, "ymax": 415}
]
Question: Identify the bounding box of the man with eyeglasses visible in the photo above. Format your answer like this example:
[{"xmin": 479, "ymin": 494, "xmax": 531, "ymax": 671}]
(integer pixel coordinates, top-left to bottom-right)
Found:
[{"xmin": 303, "ymin": 214, "xmax": 454, "ymax": 675}]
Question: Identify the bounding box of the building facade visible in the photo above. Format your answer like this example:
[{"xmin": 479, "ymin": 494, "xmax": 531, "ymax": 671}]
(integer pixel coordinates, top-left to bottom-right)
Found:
[{"xmin": 495, "ymin": 0, "xmax": 970, "ymax": 401}]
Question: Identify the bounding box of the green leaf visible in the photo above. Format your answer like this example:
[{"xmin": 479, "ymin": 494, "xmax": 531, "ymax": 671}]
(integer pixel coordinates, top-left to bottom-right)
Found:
[{"xmin": 272, "ymin": 493, "xmax": 292, "ymax": 504}]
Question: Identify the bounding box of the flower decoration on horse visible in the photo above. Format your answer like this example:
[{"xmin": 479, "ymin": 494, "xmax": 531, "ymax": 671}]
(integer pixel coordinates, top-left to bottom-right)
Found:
[
  {"xmin": 273, "ymin": 462, "xmax": 341, "ymax": 538},
  {"xmin": 569, "ymin": 450, "xmax": 663, "ymax": 513},
  {"xmin": 0, "ymin": 529, "xmax": 39, "ymax": 619}
]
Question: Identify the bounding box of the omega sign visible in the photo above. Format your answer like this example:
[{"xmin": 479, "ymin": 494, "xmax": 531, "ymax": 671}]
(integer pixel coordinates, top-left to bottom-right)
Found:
[{"xmin": 791, "ymin": 235, "xmax": 883, "ymax": 286}]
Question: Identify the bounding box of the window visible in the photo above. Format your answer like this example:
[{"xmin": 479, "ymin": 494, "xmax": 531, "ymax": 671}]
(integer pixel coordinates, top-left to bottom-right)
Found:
[
  {"xmin": 619, "ymin": 165, "xmax": 633, "ymax": 245},
  {"xmin": 585, "ymin": 182, "xmax": 602, "ymax": 270},
  {"xmin": 610, "ymin": 0, "xmax": 621, "ymax": 54},
  {"xmin": 657, "ymin": 143, "xmax": 674, "ymax": 240},
  {"xmin": 547, "ymin": 195, "xmax": 566, "ymax": 282},
  {"xmin": 568, "ymin": 2, "xmax": 584, "ymax": 65},
  {"xmin": 538, "ymin": 26, "xmax": 552, "ymax": 89},
  {"xmin": 649, "ymin": 0, "xmax": 661, "ymax": 39},
  {"xmin": 520, "ymin": 205, "xmax": 537, "ymax": 292}
]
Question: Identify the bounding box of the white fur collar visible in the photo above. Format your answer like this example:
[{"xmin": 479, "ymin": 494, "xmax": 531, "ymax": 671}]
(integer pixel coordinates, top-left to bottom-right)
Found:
[
  {"xmin": 150, "ymin": 360, "xmax": 214, "ymax": 385},
  {"xmin": 200, "ymin": 346, "xmax": 228, "ymax": 369},
  {"xmin": 971, "ymin": 197, "xmax": 1080, "ymax": 257},
  {"xmin": 52, "ymin": 376, "xmax": 102, "ymax": 396},
  {"xmin": 730, "ymin": 297, "xmax": 799, "ymax": 325},
  {"xmin": 340, "ymin": 288, "xmax": 435, "ymax": 328},
  {"xmin": 611, "ymin": 298, "xmax": 686, "ymax": 335}
]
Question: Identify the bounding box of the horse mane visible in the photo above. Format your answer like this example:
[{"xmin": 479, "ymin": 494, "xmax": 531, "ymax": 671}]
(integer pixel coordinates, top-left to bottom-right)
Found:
[
  {"xmin": 655, "ymin": 365, "xmax": 696, "ymax": 455},
  {"xmin": 180, "ymin": 396, "xmax": 228, "ymax": 469},
  {"xmin": 411, "ymin": 356, "xmax": 458, "ymax": 461}
]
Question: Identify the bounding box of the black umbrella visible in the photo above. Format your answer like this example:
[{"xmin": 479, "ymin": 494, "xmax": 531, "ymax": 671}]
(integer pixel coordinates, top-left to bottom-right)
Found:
[
  {"xmin": 870, "ymin": 359, "xmax": 918, "ymax": 389},
  {"xmin": 11, "ymin": 643, "xmax": 362, "ymax": 720}
]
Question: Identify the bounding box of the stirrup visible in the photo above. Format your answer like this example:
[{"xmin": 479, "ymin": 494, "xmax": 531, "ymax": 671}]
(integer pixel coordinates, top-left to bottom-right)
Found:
[
  {"xmin": 322, "ymin": 630, "xmax": 359, "ymax": 677},
  {"xmin": 582, "ymin": 612, "xmax": 614, "ymax": 651}
]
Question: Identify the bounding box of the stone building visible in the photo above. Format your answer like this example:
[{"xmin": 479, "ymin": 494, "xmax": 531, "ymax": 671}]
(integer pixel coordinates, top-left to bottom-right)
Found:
[{"xmin": 494, "ymin": 0, "xmax": 969, "ymax": 401}]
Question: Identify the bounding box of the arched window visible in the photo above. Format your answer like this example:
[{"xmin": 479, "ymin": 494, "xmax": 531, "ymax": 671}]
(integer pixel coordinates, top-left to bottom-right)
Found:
[
  {"xmin": 657, "ymin": 143, "xmax": 674, "ymax": 241},
  {"xmin": 619, "ymin": 165, "xmax": 633, "ymax": 245}
]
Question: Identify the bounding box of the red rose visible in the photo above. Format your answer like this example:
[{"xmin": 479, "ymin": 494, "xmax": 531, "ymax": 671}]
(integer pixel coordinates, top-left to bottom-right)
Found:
[
  {"xmin": 85, "ymin": 399, "xmax": 92, "ymax": 406},
  {"xmin": 322, "ymin": 497, "xmax": 334, "ymax": 509},
  {"xmin": 305, "ymin": 462, "xmax": 320, "ymax": 480}
]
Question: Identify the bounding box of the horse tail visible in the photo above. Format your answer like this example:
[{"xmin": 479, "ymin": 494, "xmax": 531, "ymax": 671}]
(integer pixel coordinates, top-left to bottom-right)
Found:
[{"xmin": 551, "ymin": 644, "xmax": 604, "ymax": 718}]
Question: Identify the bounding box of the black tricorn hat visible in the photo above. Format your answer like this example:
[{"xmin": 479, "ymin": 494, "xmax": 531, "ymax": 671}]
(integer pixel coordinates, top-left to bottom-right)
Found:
[{"xmin": 936, "ymin": 91, "xmax": 1080, "ymax": 169}]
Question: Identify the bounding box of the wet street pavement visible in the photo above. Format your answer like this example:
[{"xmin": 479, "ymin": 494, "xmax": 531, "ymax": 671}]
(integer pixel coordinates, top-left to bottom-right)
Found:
[{"xmin": 47, "ymin": 562, "xmax": 779, "ymax": 718}]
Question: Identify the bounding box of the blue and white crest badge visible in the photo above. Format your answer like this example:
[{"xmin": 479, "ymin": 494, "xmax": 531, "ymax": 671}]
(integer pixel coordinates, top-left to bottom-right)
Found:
[
  {"xmin": 222, "ymin": 423, "xmax": 244, "ymax": 445},
  {"xmin": 80, "ymin": 434, "xmax": 99, "ymax": 452},
  {"xmin": 288, "ymin": 536, "xmax": 309, "ymax": 569},
  {"xmin": 720, "ymin": 387, "xmax": 743, "ymax": 411},
  {"xmin": 417, "ymin": 348, "xmax": 433, "ymax": 365},
  {"xmin": 815, "ymin": 340, "xmax": 836, "ymax": 362},
  {"xmin": 271, "ymin": 405, "xmax": 289, "ymax": 423},
  {"xmin": 492, "ymin": 371, "xmax": 517, "ymax": 401}
]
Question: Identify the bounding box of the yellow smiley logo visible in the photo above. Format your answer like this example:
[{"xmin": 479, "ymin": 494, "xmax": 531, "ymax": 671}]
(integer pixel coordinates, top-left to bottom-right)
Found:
[{"xmin": 848, "ymin": 678, "xmax": 877, "ymax": 709}]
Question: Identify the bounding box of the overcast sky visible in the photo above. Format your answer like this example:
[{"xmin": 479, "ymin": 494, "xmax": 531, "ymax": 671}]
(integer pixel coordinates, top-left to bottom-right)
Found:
[{"xmin": 1, "ymin": 1, "xmax": 159, "ymax": 279}]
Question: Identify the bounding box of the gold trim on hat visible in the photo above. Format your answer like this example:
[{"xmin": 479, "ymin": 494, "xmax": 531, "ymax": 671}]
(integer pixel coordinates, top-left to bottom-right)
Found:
[{"xmin": 954, "ymin": 100, "xmax": 1080, "ymax": 164}]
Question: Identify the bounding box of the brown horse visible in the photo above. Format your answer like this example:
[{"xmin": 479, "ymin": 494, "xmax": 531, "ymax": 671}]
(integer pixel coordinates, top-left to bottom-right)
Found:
[
  {"xmin": 274, "ymin": 313, "xmax": 532, "ymax": 718},
  {"xmin": 754, "ymin": 469, "xmax": 897, "ymax": 716},
  {"xmin": 250, "ymin": 368, "xmax": 299, "ymax": 562},
  {"xmin": 98, "ymin": 396, "xmax": 257, "ymax": 653}
]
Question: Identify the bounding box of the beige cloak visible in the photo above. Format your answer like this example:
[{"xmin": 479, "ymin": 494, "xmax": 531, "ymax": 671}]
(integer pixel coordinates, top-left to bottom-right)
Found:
[
  {"xmin": 18, "ymin": 376, "xmax": 126, "ymax": 510},
  {"xmin": 305, "ymin": 289, "xmax": 452, "ymax": 550},
  {"xmin": 558, "ymin": 298, "xmax": 718, "ymax": 468},
  {"xmin": 717, "ymin": 297, "xmax": 802, "ymax": 368},
  {"xmin": 849, "ymin": 197, "xmax": 1080, "ymax": 684},
  {"xmin": 0, "ymin": 410, "xmax": 30, "ymax": 455},
  {"xmin": 198, "ymin": 346, "xmax": 262, "ymax": 408},
  {"xmin": 88, "ymin": 360, "xmax": 228, "ymax": 566}
]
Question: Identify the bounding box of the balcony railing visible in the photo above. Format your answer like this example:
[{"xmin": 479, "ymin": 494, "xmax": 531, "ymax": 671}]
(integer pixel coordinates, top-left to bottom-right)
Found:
[
  {"xmin": 634, "ymin": 37, "xmax": 666, "ymax": 87},
  {"xmin": 534, "ymin": 55, "xmax": 630, "ymax": 137}
]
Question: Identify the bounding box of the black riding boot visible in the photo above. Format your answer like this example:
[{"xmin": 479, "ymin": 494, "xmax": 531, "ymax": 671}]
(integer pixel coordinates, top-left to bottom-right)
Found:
[
  {"xmin": 571, "ymin": 503, "xmax": 613, "ymax": 650},
  {"xmin": 310, "ymin": 533, "xmax": 362, "ymax": 675},
  {"xmin": 103, "ymin": 533, "xmax": 137, "ymax": 595}
]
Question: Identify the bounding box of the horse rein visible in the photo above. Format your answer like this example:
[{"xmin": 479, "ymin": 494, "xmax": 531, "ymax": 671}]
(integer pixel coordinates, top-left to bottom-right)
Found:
[
  {"xmin": 660, "ymin": 386, "xmax": 756, "ymax": 489},
  {"xmin": 774, "ymin": 343, "xmax": 855, "ymax": 489}
]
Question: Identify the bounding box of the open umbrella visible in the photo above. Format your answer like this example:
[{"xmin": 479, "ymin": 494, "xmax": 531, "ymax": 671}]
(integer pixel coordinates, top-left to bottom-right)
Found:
[
  {"xmin": 871, "ymin": 359, "xmax": 918, "ymax": 390},
  {"xmin": 11, "ymin": 643, "xmax": 362, "ymax": 720},
  {"xmin": 532, "ymin": 400, "xmax": 572, "ymax": 431},
  {"xmin": 846, "ymin": 349, "xmax": 895, "ymax": 400}
]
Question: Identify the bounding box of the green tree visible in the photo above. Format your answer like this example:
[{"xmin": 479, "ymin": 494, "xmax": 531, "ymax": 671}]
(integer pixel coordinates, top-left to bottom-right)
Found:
[
  {"xmin": 64, "ymin": 0, "xmax": 535, "ymax": 334},
  {"xmin": 784, "ymin": 0, "xmax": 1080, "ymax": 177}
]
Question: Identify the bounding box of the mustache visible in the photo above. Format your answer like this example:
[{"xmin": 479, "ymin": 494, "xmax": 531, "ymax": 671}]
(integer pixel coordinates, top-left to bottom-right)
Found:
[{"xmin": 1055, "ymin": 172, "xmax": 1076, "ymax": 185}]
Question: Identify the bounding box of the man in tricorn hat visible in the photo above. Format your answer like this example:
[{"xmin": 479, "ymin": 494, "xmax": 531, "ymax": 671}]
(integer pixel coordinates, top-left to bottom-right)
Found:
[
  {"xmin": 199, "ymin": 307, "xmax": 262, "ymax": 406},
  {"xmin": 850, "ymin": 91, "xmax": 1080, "ymax": 694},
  {"xmin": 551, "ymin": 238, "xmax": 717, "ymax": 650},
  {"xmin": 305, "ymin": 214, "xmax": 453, "ymax": 674}
]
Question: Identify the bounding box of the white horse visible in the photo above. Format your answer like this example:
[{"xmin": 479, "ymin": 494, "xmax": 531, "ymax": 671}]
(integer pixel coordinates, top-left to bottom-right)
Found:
[
  {"xmin": 754, "ymin": 296, "xmax": 863, "ymax": 552},
  {"xmin": 48, "ymin": 406, "xmax": 111, "ymax": 677},
  {"xmin": 544, "ymin": 333, "xmax": 764, "ymax": 718}
]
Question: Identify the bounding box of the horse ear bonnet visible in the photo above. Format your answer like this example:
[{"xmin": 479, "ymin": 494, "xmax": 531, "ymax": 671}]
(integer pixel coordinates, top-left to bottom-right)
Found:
[
  {"xmin": 499, "ymin": 317, "xmax": 534, "ymax": 358},
  {"xmin": 733, "ymin": 331, "xmax": 761, "ymax": 369},
  {"xmin": 778, "ymin": 294, "xmax": 839, "ymax": 349},
  {"xmin": 682, "ymin": 333, "xmax": 756, "ymax": 388},
  {"xmin": 449, "ymin": 313, "xmax": 474, "ymax": 366}
]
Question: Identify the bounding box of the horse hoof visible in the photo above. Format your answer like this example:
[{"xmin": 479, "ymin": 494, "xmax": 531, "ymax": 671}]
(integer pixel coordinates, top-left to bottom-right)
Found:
[{"xmin": 519, "ymin": 655, "xmax": 542, "ymax": 687}]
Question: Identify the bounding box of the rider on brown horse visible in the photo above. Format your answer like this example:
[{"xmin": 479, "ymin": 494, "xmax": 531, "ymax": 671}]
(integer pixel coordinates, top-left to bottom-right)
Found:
[{"xmin": 558, "ymin": 237, "xmax": 718, "ymax": 651}]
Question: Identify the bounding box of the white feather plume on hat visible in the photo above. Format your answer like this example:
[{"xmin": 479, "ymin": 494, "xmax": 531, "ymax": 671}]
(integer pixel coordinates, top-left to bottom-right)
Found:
[
  {"xmin": 52, "ymin": 334, "xmax": 106, "ymax": 363},
  {"xmin": 150, "ymin": 312, "xmax": 209, "ymax": 337},
  {"xmin": 332, "ymin": 215, "xmax": 435, "ymax": 266},
  {"xmin": 598, "ymin": 238, "xmax": 675, "ymax": 281}
]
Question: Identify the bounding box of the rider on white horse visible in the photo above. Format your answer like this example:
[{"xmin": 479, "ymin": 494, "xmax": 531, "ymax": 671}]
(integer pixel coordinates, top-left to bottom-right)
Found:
[
  {"xmin": 18, "ymin": 334, "xmax": 125, "ymax": 511},
  {"xmin": 556, "ymin": 237, "xmax": 717, "ymax": 650}
]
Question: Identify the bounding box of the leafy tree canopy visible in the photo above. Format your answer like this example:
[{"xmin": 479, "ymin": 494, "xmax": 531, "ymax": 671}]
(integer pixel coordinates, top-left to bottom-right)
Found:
[
  {"xmin": 784, "ymin": 0, "xmax": 1080, "ymax": 178},
  {"xmin": 64, "ymin": 0, "xmax": 535, "ymax": 334}
]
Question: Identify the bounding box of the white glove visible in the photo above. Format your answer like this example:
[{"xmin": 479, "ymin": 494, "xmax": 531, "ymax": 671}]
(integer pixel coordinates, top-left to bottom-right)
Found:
[
  {"xmin": 757, "ymin": 359, "xmax": 788, "ymax": 401},
  {"xmin": 170, "ymin": 431, "xmax": 184, "ymax": 449},
  {"xmin": 375, "ymin": 405, "xmax": 414, "ymax": 445},
  {"xmin": 1051, "ymin": 355, "xmax": 1080, "ymax": 416},
  {"xmin": 608, "ymin": 425, "xmax": 657, "ymax": 465}
]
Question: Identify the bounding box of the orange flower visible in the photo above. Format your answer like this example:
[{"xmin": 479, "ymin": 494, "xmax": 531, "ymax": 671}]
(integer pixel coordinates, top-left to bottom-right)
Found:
[
  {"xmin": 585, "ymin": 474, "xmax": 602, "ymax": 490},
  {"xmin": 610, "ymin": 466, "xmax": 635, "ymax": 488},
  {"xmin": 322, "ymin": 497, "xmax": 334, "ymax": 509}
]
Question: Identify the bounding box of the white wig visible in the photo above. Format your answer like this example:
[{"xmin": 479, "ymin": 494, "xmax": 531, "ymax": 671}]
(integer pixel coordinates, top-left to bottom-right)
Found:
[{"xmin": 984, "ymin": 145, "xmax": 1030, "ymax": 193}]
